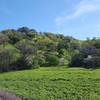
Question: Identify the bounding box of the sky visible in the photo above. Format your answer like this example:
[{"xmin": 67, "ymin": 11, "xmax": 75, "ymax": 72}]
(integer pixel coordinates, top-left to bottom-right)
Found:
[{"xmin": 0, "ymin": 0, "xmax": 100, "ymax": 39}]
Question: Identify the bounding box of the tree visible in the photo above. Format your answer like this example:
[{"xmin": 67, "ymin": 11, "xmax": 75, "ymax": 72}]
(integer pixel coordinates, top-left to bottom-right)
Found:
[
  {"xmin": 84, "ymin": 56, "xmax": 100, "ymax": 68},
  {"xmin": 16, "ymin": 39, "xmax": 36, "ymax": 54},
  {"xmin": 2, "ymin": 29, "xmax": 22, "ymax": 44},
  {"xmin": 69, "ymin": 54, "xmax": 84, "ymax": 67},
  {"xmin": 0, "ymin": 46, "xmax": 21, "ymax": 72},
  {"xmin": 0, "ymin": 33, "xmax": 9, "ymax": 44},
  {"xmin": 45, "ymin": 54, "xmax": 59, "ymax": 66},
  {"xmin": 17, "ymin": 27, "xmax": 30, "ymax": 34},
  {"xmin": 17, "ymin": 27, "xmax": 37, "ymax": 38},
  {"xmin": 80, "ymin": 43, "xmax": 96, "ymax": 57}
]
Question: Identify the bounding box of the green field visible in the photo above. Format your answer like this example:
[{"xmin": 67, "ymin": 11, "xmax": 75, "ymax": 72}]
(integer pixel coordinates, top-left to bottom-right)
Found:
[{"xmin": 0, "ymin": 67, "xmax": 100, "ymax": 100}]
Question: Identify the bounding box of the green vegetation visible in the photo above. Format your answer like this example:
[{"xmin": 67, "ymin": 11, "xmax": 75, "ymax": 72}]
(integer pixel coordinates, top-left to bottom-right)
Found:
[
  {"xmin": 0, "ymin": 67, "xmax": 99, "ymax": 100},
  {"xmin": 0, "ymin": 27, "xmax": 78, "ymax": 72},
  {"xmin": 0, "ymin": 27, "xmax": 100, "ymax": 72},
  {"xmin": 0, "ymin": 27, "xmax": 100, "ymax": 99}
]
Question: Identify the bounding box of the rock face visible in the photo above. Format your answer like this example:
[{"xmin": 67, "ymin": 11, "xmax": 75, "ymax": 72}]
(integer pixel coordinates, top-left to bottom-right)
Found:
[{"xmin": 0, "ymin": 91, "xmax": 21, "ymax": 100}]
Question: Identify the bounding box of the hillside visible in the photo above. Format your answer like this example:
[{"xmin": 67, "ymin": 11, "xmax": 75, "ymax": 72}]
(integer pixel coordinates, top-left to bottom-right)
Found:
[
  {"xmin": 0, "ymin": 27, "xmax": 100, "ymax": 73},
  {"xmin": 0, "ymin": 27, "xmax": 100, "ymax": 99},
  {"xmin": 0, "ymin": 67, "xmax": 100, "ymax": 100},
  {"xmin": 0, "ymin": 0, "xmax": 100, "ymax": 99}
]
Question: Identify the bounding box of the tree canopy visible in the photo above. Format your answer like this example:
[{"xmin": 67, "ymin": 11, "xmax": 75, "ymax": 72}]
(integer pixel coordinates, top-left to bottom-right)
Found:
[{"xmin": 0, "ymin": 27, "xmax": 100, "ymax": 72}]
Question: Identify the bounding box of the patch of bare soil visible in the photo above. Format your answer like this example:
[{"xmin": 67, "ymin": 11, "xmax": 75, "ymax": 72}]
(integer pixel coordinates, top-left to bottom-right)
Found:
[{"xmin": 0, "ymin": 91, "xmax": 21, "ymax": 100}]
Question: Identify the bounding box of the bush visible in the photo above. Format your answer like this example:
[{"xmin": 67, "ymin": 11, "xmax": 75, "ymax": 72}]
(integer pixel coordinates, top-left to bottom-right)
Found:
[
  {"xmin": 84, "ymin": 56, "xmax": 100, "ymax": 68},
  {"xmin": 24, "ymin": 55, "xmax": 40, "ymax": 69},
  {"xmin": 0, "ymin": 33, "xmax": 9, "ymax": 44},
  {"xmin": 80, "ymin": 44, "xmax": 96, "ymax": 57},
  {"xmin": 69, "ymin": 54, "xmax": 84, "ymax": 67},
  {"xmin": 16, "ymin": 55, "xmax": 45, "ymax": 70},
  {"xmin": 34, "ymin": 56, "xmax": 45, "ymax": 67},
  {"xmin": 16, "ymin": 39, "xmax": 36, "ymax": 54},
  {"xmin": 16, "ymin": 54, "xmax": 35, "ymax": 70},
  {"xmin": 25, "ymin": 55, "xmax": 45, "ymax": 68},
  {"xmin": 0, "ymin": 46, "xmax": 21, "ymax": 72},
  {"xmin": 84, "ymin": 57, "xmax": 94, "ymax": 68},
  {"xmin": 45, "ymin": 54, "xmax": 59, "ymax": 66},
  {"xmin": 2, "ymin": 29, "xmax": 22, "ymax": 44}
]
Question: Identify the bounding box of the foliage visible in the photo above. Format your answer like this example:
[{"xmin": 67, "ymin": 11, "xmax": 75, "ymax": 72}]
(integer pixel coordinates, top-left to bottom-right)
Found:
[
  {"xmin": 0, "ymin": 27, "xmax": 100, "ymax": 72},
  {"xmin": 1, "ymin": 29, "xmax": 22, "ymax": 44},
  {"xmin": 0, "ymin": 33, "xmax": 9, "ymax": 44},
  {"xmin": 0, "ymin": 44, "xmax": 21, "ymax": 72},
  {"xmin": 0, "ymin": 67, "xmax": 99, "ymax": 100},
  {"xmin": 69, "ymin": 53, "xmax": 84, "ymax": 67},
  {"xmin": 45, "ymin": 54, "xmax": 59, "ymax": 66},
  {"xmin": 84, "ymin": 56, "xmax": 100, "ymax": 68},
  {"xmin": 70, "ymin": 42, "xmax": 100, "ymax": 68}
]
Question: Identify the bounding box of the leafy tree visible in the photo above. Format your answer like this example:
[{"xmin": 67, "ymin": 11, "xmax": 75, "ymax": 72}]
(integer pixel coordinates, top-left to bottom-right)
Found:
[
  {"xmin": 16, "ymin": 39, "xmax": 36, "ymax": 54},
  {"xmin": 0, "ymin": 45, "xmax": 21, "ymax": 72},
  {"xmin": 0, "ymin": 27, "xmax": 100, "ymax": 72},
  {"xmin": 0, "ymin": 33, "xmax": 9, "ymax": 44},
  {"xmin": 84, "ymin": 56, "xmax": 100, "ymax": 68},
  {"xmin": 17, "ymin": 27, "xmax": 37, "ymax": 38},
  {"xmin": 69, "ymin": 53, "xmax": 84, "ymax": 67},
  {"xmin": 45, "ymin": 54, "xmax": 59, "ymax": 66},
  {"xmin": 17, "ymin": 27, "xmax": 30, "ymax": 34},
  {"xmin": 80, "ymin": 43, "xmax": 96, "ymax": 57},
  {"xmin": 2, "ymin": 29, "xmax": 22, "ymax": 44}
]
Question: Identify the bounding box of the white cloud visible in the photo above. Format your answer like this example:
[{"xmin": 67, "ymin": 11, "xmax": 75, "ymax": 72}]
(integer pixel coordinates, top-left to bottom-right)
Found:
[
  {"xmin": 73, "ymin": 0, "xmax": 100, "ymax": 17},
  {"xmin": 55, "ymin": 0, "xmax": 100, "ymax": 25}
]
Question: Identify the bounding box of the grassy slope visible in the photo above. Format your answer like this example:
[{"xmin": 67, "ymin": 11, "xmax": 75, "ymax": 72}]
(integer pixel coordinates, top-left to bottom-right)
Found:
[{"xmin": 0, "ymin": 67, "xmax": 100, "ymax": 100}]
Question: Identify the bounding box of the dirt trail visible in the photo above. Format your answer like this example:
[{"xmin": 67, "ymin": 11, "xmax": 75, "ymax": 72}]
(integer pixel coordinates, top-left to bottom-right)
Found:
[{"xmin": 0, "ymin": 91, "xmax": 21, "ymax": 100}]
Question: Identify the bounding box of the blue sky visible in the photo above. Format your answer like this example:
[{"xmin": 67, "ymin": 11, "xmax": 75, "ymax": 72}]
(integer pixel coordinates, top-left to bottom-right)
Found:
[{"xmin": 0, "ymin": 0, "xmax": 100, "ymax": 39}]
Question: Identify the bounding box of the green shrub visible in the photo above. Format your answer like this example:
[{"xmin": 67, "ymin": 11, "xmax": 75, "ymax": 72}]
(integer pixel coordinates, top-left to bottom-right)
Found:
[
  {"xmin": 16, "ymin": 39, "xmax": 36, "ymax": 54},
  {"xmin": 0, "ymin": 33, "xmax": 9, "ymax": 44},
  {"xmin": 0, "ymin": 45, "xmax": 21, "ymax": 72},
  {"xmin": 84, "ymin": 56, "xmax": 100, "ymax": 68},
  {"xmin": 69, "ymin": 54, "xmax": 84, "ymax": 67},
  {"xmin": 45, "ymin": 54, "xmax": 59, "ymax": 66}
]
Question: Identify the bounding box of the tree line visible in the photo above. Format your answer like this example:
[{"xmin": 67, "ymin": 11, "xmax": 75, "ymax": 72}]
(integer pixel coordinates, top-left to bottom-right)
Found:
[{"xmin": 0, "ymin": 27, "xmax": 100, "ymax": 72}]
